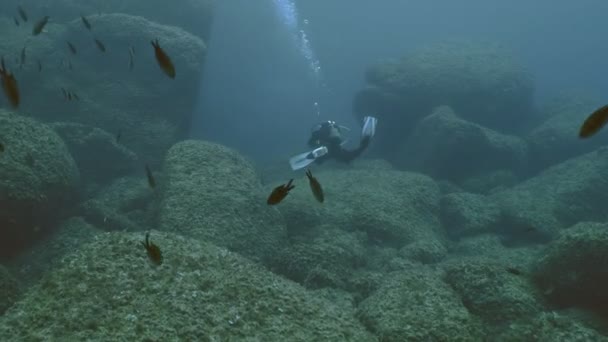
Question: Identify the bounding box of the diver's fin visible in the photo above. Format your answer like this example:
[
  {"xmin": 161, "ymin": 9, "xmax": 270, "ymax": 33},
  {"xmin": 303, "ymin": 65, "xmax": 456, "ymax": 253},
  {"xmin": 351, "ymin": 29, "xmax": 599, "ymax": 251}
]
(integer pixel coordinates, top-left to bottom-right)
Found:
[
  {"xmin": 289, "ymin": 146, "xmax": 328, "ymax": 171},
  {"xmin": 362, "ymin": 116, "xmax": 378, "ymax": 138}
]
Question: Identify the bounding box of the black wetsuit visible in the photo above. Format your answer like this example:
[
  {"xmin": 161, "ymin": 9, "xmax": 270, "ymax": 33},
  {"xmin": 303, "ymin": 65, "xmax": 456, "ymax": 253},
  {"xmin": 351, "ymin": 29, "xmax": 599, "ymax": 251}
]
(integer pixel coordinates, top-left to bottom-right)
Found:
[{"xmin": 307, "ymin": 121, "xmax": 370, "ymax": 164}]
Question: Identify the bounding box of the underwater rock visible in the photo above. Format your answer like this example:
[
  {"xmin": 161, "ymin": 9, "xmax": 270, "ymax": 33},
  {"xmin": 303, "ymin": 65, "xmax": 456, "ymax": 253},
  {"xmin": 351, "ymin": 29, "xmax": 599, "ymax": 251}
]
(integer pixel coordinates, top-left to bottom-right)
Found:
[
  {"xmin": 9, "ymin": 13, "xmax": 206, "ymax": 167},
  {"xmin": 0, "ymin": 265, "xmax": 19, "ymax": 315},
  {"xmin": 157, "ymin": 140, "xmax": 287, "ymax": 263},
  {"xmin": 534, "ymin": 222, "xmax": 608, "ymax": 316},
  {"xmin": 402, "ymin": 106, "xmax": 528, "ymax": 182},
  {"xmin": 0, "ymin": 110, "xmax": 80, "ymax": 258},
  {"xmin": 495, "ymin": 311, "xmax": 607, "ymax": 341},
  {"xmin": 79, "ymin": 176, "xmax": 153, "ymax": 232},
  {"xmin": 5, "ymin": 217, "xmax": 100, "ymax": 287},
  {"xmin": 527, "ymin": 93, "xmax": 608, "ymax": 173},
  {"xmin": 270, "ymin": 227, "xmax": 366, "ymax": 290},
  {"xmin": 353, "ymin": 41, "xmax": 534, "ymax": 163},
  {"xmin": 398, "ymin": 239, "xmax": 448, "ymax": 264},
  {"xmin": 0, "ymin": 231, "xmax": 374, "ymax": 341},
  {"xmin": 491, "ymin": 147, "xmax": 608, "ymax": 241},
  {"xmin": 440, "ymin": 192, "xmax": 501, "ymax": 239},
  {"xmin": 4, "ymin": 0, "xmax": 215, "ymax": 41},
  {"xmin": 276, "ymin": 165, "xmax": 444, "ymax": 250},
  {"xmin": 357, "ymin": 269, "xmax": 484, "ymax": 341},
  {"xmin": 460, "ymin": 169, "xmax": 518, "ymax": 195},
  {"xmin": 51, "ymin": 122, "xmax": 137, "ymax": 184},
  {"xmin": 443, "ymin": 258, "xmax": 543, "ymax": 325}
]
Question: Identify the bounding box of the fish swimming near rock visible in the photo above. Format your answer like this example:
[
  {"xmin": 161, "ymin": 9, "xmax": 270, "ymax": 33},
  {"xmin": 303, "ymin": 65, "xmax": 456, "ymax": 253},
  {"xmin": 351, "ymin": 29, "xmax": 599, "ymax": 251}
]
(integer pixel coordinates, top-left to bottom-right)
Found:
[
  {"xmin": 145, "ymin": 164, "xmax": 156, "ymax": 188},
  {"xmin": 305, "ymin": 169, "xmax": 324, "ymax": 203},
  {"xmin": 267, "ymin": 179, "xmax": 295, "ymax": 205},
  {"xmin": 32, "ymin": 16, "xmax": 49, "ymax": 36},
  {"xmin": 151, "ymin": 39, "xmax": 175, "ymax": 79},
  {"xmin": 13, "ymin": 17, "xmax": 19, "ymax": 26},
  {"xmin": 579, "ymin": 105, "xmax": 608, "ymax": 138},
  {"xmin": 141, "ymin": 232, "xmax": 162, "ymax": 266},
  {"xmin": 81, "ymin": 15, "xmax": 91, "ymax": 31},
  {"xmin": 94, "ymin": 38, "xmax": 106, "ymax": 52},
  {"xmin": 17, "ymin": 6, "xmax": 28, "ymax": 22},
  {"xmin": 0, "ymin": 57, "xmax": 20, "ymax": 108}
]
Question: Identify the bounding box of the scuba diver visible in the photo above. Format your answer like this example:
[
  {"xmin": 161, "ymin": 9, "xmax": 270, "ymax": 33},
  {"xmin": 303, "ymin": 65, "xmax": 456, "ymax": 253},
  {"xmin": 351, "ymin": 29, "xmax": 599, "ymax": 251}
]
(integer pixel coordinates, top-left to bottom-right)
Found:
[{"xmin": 290, "ymin": 116, "xmax": 377, "ymax": 170}]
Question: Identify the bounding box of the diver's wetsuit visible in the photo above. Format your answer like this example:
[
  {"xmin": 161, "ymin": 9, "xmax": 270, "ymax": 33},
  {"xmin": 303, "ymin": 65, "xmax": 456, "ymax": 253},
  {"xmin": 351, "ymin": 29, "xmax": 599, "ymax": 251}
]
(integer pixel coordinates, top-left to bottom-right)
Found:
[{"xmin": 308, "ymin": 121, "xmax": 370, "ymax": 164}]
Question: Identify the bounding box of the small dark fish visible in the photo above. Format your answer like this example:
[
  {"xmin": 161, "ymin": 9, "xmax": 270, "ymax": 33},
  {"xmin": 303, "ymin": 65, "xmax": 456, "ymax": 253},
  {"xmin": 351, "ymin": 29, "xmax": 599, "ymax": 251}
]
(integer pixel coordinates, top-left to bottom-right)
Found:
[
  {"xmin": 32, "ymin": 16, "xmax": 49, "ymax": 36},
  {"xmin": 0, "ymin": 58, "xmax": 20, "ymax": 108},
  {"xmin": 267, "ymin": 179, "xmax": 295, "ymax": 205},
  {"xmin": 17, "ymin": 6, "xmax": 28, "ymax": 22},
  {"xmin": 141, "ymin": 232, "xmax": 162, "ymax": 266},
  {"xmin": 145, "ymin": 164, "xmax": 156, "ymax": 188},
  {"xmin": 61, "ymin": 88, "xmax": 79, "ymax": 101},
  {"xmin": 81, "ymin": 15, "xmax": 91, "ymax": 31},
  {"xmin": 0, "ymin": 142, "xmax": 4, "ymax": 152},
  {"xmin": 305, "ymin": 169, "xmax": 324, "ymax": 203},
  {"xmin": 151, "ymin": 39, "xmax": 175, "ymax": 79},
  {"xmin": 94, "ymin": 38, "xmax": 106, "ymax": 52},
  {"xmin": 37, "ymin": 60, "xmax": 42, "ymax": 72},
  {"xmin": 67, "ymin": 41, "xmax": 77, "ymax": 55},
  {"xmin": 128, "ymin": 46, "xmax": 135, "ymax": 71},
  {"xmin": 579, "ymin": 105, "xmax": 608, "ymax": 138},
  {"xmin": 13, "ymin": 17, "xmax": 20, "ymax": 26},
  {"xmin": 115, "ymin": 130, "xmax": 122, "ymax": 143},
  {"xmin": 506, "ymin": 267, "xmax": 523, "ymax": 276}
]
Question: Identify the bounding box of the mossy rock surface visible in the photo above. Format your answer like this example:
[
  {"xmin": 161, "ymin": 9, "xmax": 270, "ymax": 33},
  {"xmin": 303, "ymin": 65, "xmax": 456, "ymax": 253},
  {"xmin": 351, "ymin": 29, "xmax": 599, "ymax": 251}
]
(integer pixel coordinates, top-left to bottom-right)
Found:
[{"xmin": 0, "ymin": 231, "xmax": 374, "ymax": 341}]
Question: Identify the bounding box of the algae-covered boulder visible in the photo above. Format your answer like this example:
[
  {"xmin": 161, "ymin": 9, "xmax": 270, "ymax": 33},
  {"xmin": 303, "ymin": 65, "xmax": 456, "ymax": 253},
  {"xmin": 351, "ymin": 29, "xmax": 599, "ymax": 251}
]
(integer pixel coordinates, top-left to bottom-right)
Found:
[
  {"xmin": 0, "ymin": 265, "xmax": 19, "ymax": 315},
  {"xmin": 357, "ymin": 269, "xmax": 483, "ymax": 341},
  {"xmin": 158, "ymin": 140, "xmax": 287, "ymax": 262},
  {"xmin": 80, "ymin": 176, "xmax": 153, "ymax": 232},
  {"xmin": 0, "ymin": 0, "xmax": 215, "ymax": 41},
  {"xmin": 496, "ymin": 311, "xmax": 607, "ymax": 341},
  {"xmin": 491, "ymin": 147, "xmax": 608, "ymax": 240},
  {"xmin": 51, "ymin": 122, "xmax": 137, "ymax": 184},
  {"xmin": 527, "ymin": 93, "xmax": 607, "ymax": 172},
  {"xmin": 443, "ymin": 258, "xmax": 543, "ymax": 324},
  {"xmin": 356, "ymin": 41, "xmax": 534, "ymax": 133},
  {"xmin": 6, "ymin": 217, "xmax": 100, "ymax": 287},
  {"xmin": 0, "ymin": 111, "xmax": 80, "ymax": 258},
  {"xmin": 0, "ymin": 231, "xmax": 374, "ymax": 341},
  {"xmin": 534, "ymin": 222, "xmax": 608, "ymax": 316},
  {"xmin": 441, "ymin": 192, "xmax": 501, "ymax": 239},
  {"xmin": 277, "ymin": 166, "xmax": 443, "ymax": 250},
  {"xmin": 270, "ymin": 227, "xmax": 366, "ymax": 289},
  {"xmin": 3, "ymin": 13, "xmax": 206, "ymax": 165},
  {"xmin": 402, "ymin": 106, "xmax": 528, "ymax": 182}
]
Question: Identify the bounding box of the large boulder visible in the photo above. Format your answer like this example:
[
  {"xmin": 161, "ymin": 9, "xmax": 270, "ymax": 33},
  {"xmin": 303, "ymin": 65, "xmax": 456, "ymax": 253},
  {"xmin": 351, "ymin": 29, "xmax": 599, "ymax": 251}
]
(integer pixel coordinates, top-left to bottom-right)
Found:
[
  {"xmin": 443, "ymin": 258, "xmax": 543, "ymax": 325},
  {"xmin": 0, "ymin": 231, "xmax": 374, "ymax": 341},
  {"xmin": 0, "ymin": 0, "xmax": 215, "ymax": 41},
  {"xmin": 0, "ymin": 111, "xmax": 80, "ymax": 258},
  {"xmin": 0, "ymin": 13, "xmax": 206, "ymax": 165},
  {"xmin": 79, "ymin": 176, "xmax": 153, "ymax": 232},
  {"xmin": 534, "ymin": 222, "xmax": 608, "ymax": 316},
  {"xmin": 51, "ymin": 122, "xmax": 137, "ymax": 185},
  {"xmin": 0, "ymin": 265, "xmax": 19, "ymax": 315},
  {"xmin": 157, "ymin": 140, "xmax": 287, "ymax": 263},
  {"xmin": 440, "ymin": 192, "xmax": 501, "ymax": 239},
  {"xmin": 276, "ymin": 165, "xmax": 443, "ymax": 250},
  {"xmin": 527, "ymin": 93, "xmax": 607, "ymax": 173},
  {"xmin": 357, "ymin": 269, "xmax": 484, "ymax": 341},
  {"xmin": 496, "ymin": 311, "xmax": 607, "ymax": 341},
  {"xmin": 491, "ymin": 147, "xmax": 608, "ymax": 241},
  {"xmin": 353, "ymin": 41, "xmax": 535, "ymax": 161},
  {"xmin": 401, "ymin": 106, "xmax": 528, "ymax": 182}
]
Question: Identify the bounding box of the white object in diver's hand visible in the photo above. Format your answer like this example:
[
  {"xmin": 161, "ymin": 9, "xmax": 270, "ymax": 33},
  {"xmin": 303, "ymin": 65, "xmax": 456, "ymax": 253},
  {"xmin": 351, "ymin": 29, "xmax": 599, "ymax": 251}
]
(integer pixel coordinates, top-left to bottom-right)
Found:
[
  {"xmin": 289, "ymin": 146, "xmax": 328, "ymax": 171},
  {"xmin": 362, "ymin": 116, "xmax": 378, "ymax": 138}
]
